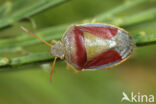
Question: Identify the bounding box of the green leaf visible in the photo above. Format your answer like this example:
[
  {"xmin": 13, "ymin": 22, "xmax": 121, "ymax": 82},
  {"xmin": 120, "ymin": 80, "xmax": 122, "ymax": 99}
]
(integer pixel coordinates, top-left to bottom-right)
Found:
[
  {"xmin": 96, "ymin": 0, "xmax": 149, "ymax": 22},
  {"xmin": 10, "ymin": 52, "xmax": 51, "ymax": 66},
  {"xmin": 0, "ymin": 7, "xmax": 156, "ymax": 52},
  {"xmin": 0, "ymin": 57, "xmax": 9, "ymax": 66},
  {"xmin": 112, "ymin": 8, "xmax": 156, "ymax": 26},
  {"xmin": 0, "ymin": 0, "xmax": 156, "ymax": 67},
  {"xmin": 0, "ymin": 1, "xmax": 12, "ymax": 18},
  {"xmin": 133, "ymin": 33, "xmax": 156, "ymax": 46},
  {"xmin": 0, "ymin": 24, "xmax": 67, "ymax": 51},
  {"xmin": 0, "ymin": 0, "xmax": 67, "ymax": 29}
]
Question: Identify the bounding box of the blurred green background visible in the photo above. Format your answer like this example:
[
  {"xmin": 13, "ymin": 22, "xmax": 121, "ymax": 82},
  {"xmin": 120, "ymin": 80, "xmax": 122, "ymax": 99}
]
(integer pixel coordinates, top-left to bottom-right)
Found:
[{"xmin": 0, "ymin": 0, "xmax": 156, "ymax": 104}]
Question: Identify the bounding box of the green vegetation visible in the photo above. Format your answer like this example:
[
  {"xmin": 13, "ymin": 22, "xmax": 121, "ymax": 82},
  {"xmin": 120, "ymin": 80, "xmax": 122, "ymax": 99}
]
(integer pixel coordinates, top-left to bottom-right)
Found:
[{"xmin": 0, "ymin": 0, "xmax": 156, "ymax": 104}]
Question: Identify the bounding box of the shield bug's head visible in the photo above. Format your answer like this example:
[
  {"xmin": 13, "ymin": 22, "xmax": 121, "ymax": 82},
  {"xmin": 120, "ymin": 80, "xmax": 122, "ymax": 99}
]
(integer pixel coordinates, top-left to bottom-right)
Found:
[
  {"xmin": 20, "ymin": 26, "xmax": 61, "ymax": 83},
  {"xmin": 51, "ymin": 41, "xmax": 65, "ymax": 59}
]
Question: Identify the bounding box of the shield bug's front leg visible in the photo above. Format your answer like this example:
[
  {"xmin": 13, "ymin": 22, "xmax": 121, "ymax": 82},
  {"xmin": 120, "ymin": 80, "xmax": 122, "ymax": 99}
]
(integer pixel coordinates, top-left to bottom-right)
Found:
[
  {"xmin": 91, "ymin": 19, "xmax": 99, "ymax": 23},
  {"xmin": 66, "ymin": 63, "xmax": 70, "ymax": 70},
  {"xmin": 64, "ymin": 61, "xmax": 80, "ymax": 73},
  {"xmin": 67, "ymin": 63, "xmax": 80, "ymax": 74},
  {"xmin": 51, "ymin": 40, "xmax": 58, "ymax": 45},
  {"xmin": 82, "ymin": 19, "xmax": 99, "ymax": 24}
]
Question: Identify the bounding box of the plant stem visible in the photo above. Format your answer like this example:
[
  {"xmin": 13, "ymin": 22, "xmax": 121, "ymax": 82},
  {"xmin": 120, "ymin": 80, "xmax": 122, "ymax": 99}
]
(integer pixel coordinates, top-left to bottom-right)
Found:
[
  {"xmin": 0, "ymin": 1, "xmax": 12, "ymax": 18},
  {"xmin": 0, "ymin": 0, "xmax": 156, "ymax": 68},
  {"xmin": 0, "ymin": 0, "xmax": 67, "ymax": 29},
  {"xmin": 0, "ymin": 7, "xmax": 156, "ymax": 52},
  {"xmin": 0, "ymin": 24, "xmax": 67, "ymax": 52},
  {"xmin": 96, "ymin": 0, "xmax": 149, "ymax": 22},
  {"xmin": 112, "ymin": 8, "xmax": 156, "ymax": 26},
  {"xmin": 0, "ymin": 32, "xmax": 155, "ymax": 67},
  {"xmin": 10, "ymin": 52, "xmax": 51, "ymax": 66},
  {"xmin": 133, "ymin": 33, "xmax": 156, "ymax": 46}
]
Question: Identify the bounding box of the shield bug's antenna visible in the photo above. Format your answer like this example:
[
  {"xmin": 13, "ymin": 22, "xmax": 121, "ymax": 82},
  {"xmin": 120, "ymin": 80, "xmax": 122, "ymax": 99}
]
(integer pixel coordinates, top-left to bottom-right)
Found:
[
  {"xmin": 20, "ymin": 26, "xmax": 53, "ymax": 47},
  {"xmin": 21, "ymin": 26, "xmax": 57, "ymax": 84},
  {"xmin": 50, "ymin": 56, "xmax": 58, "ymax": 84}
]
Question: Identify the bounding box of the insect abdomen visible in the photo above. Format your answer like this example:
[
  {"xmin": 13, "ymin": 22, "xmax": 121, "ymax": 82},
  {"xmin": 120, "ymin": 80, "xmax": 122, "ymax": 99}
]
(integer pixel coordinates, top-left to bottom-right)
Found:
[{"xmin": 63, "ymin": 23, "xmax": 133, "ymax": 70}]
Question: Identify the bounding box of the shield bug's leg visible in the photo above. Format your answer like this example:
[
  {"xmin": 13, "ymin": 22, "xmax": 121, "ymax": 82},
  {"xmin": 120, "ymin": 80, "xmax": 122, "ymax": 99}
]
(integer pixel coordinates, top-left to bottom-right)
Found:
[
  {"xmin": 69, "ymin": 65, "xmax": 80, "ymax": 74},
  {"xmin": 64, "ymin": 61, "xmax": 80, "ymax": 73},
  {"xmin": 50, "ymin": 56, "xmax": 58, "ymax": 84},
  {"xmin": 20, "ymin": 26, "xmax": 53, "ymax": 47},
  {"xmin": 82, "ymin": 19, "xmax": 90, "ymax": 24},
  {"xmin": 66, "ymin": 63, "xmax": 70, "ymax": 70},
  {"xmin": 74, "ymin": 69, "xmax": 80, "ymax": 74},
  {"xmin": 65, "ymin": 63, "xmax": 80, "ymax": 74},
  {"xmin": 91, "ymin": 19, "xmax": 98, "ymax": 23},
  {"xmin": 82, "ymin": 19, "xmax": 98, "ymax": 24},
  {"xmin": 51, "ymin": 40, "xmax": 58, "ymax": 45}
]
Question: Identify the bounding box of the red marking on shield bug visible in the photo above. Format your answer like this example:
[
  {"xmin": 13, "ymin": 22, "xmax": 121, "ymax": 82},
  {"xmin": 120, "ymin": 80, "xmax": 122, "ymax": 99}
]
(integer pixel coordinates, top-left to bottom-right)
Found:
[
  {"xmin": 73, "ymin": 26, "xmax": 87, "ymax": 69},
  {"xmin": 84, "ymin": 49, "xmax": 122, "ymax": 68},
  {"xmin": 80, "ymin": 26, "xmax": 118, "ymax": 39}
]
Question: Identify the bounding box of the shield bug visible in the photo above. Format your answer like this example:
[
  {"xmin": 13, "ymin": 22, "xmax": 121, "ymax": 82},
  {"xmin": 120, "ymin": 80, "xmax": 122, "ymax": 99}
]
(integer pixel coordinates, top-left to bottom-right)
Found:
[{"xmin": 21, "ymin": 23, "xmax": 133, "ymax": 83}]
